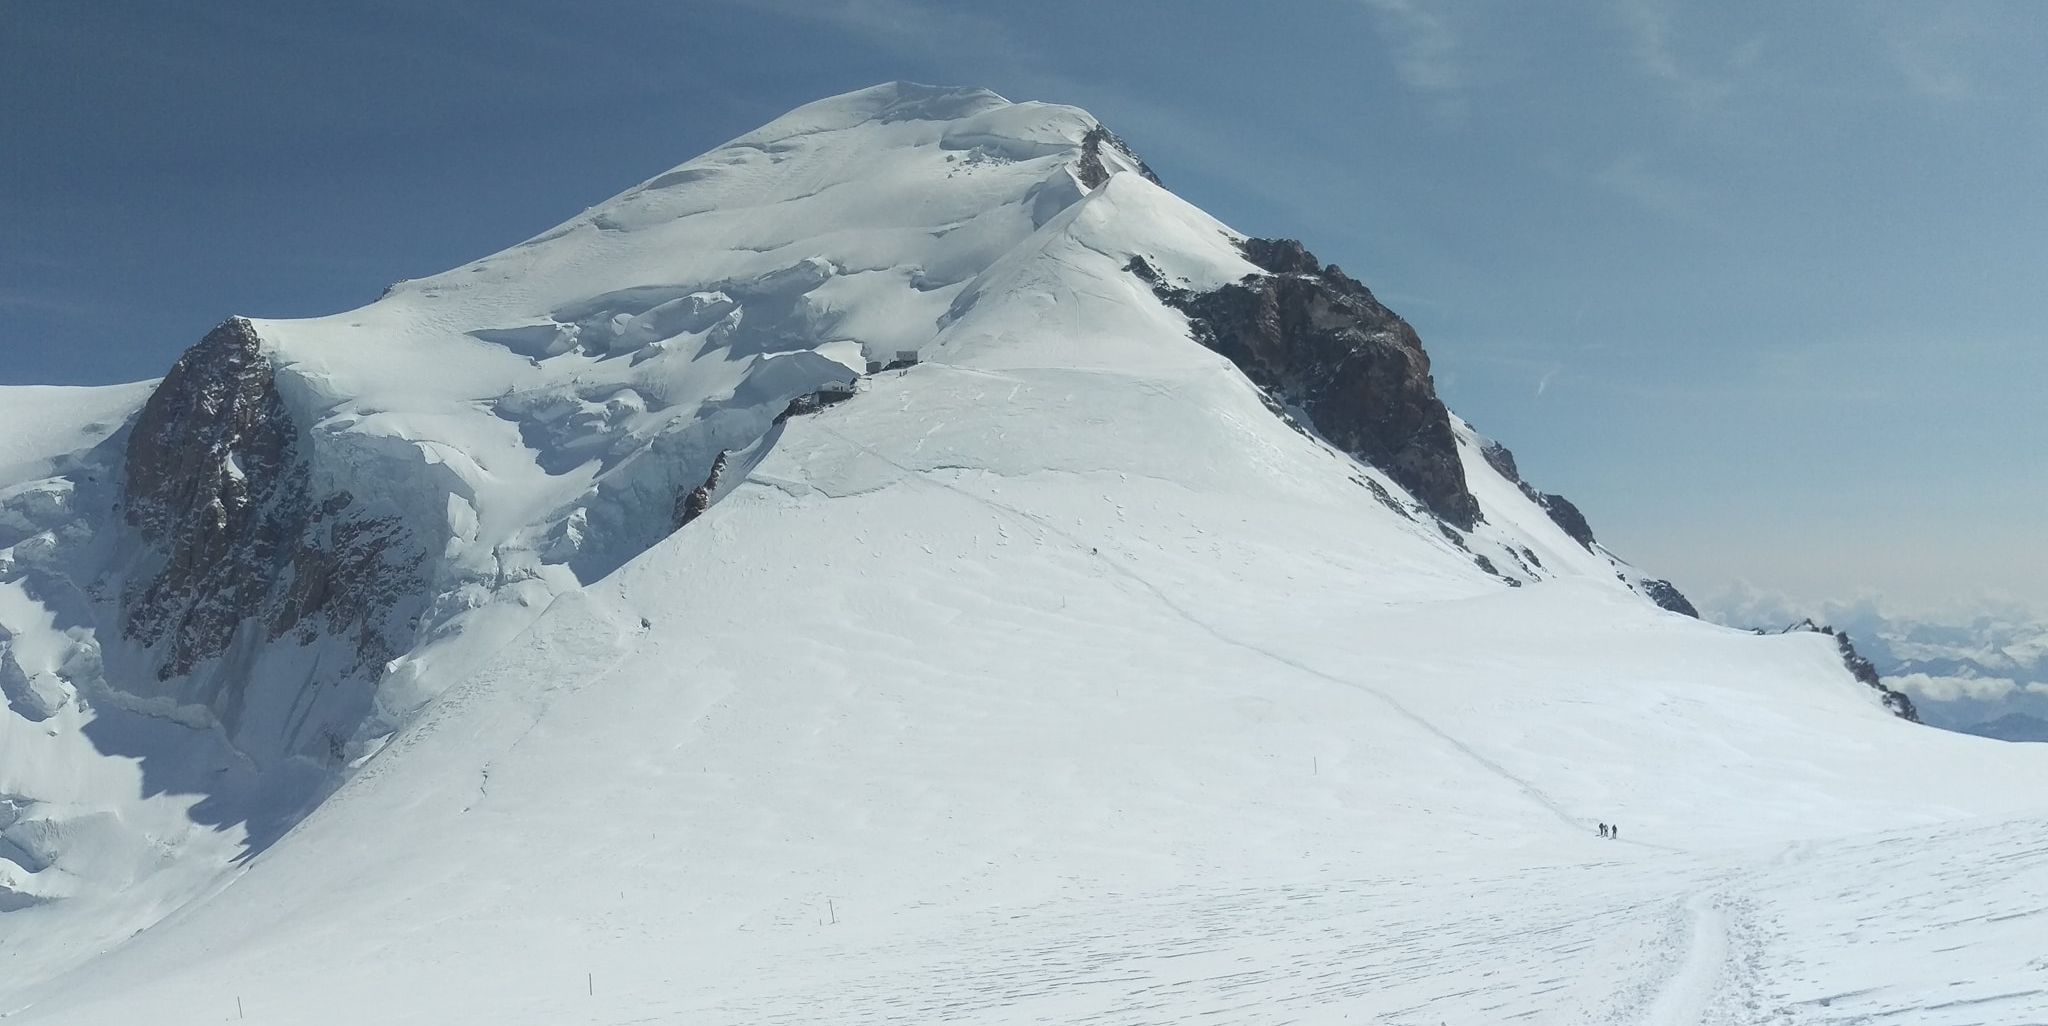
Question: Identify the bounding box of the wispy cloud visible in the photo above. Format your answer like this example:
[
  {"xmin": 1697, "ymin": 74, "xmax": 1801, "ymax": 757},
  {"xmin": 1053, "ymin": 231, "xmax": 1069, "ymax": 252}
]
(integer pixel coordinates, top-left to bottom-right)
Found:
[
  {"xmin": 1892, "ymin": 49, "xmax": 1970, "ymax": 101},
  {"xmin": 1884, "ymin": 8, "xmax": 1985, "ymax": 102},
  {"xmin": 715, "ymin": 0, "xmax": 1031, "ymax": 65},
  {"xmin": 1611, "ymin": 0, "xmax": 1765, "ymax": 117},
  {"xmin": 1890, "ymin": 672, "xmax": 2032, "ymax": 703},
  {"xmin": 1436, "ymin": 341, "xmax": 1576, "ymax": 402},
  {"xmin": 0, "ymin": 287, "xmax": 96, "ymax": 319},
  {"xmin": 1592, "ymin": 150, "xmax": 1706, "ymax": 222},
  {"xmin": 1353, "ymin": 0, "xmax": 1468, "ymax": 119},
  {"xmin": 1543, "ymin": 146, "xmax": 1711, "ymax": 225},
  {"xmin": 1700, "ymin": 572, "xmax": 2048, "ymax": 629}
]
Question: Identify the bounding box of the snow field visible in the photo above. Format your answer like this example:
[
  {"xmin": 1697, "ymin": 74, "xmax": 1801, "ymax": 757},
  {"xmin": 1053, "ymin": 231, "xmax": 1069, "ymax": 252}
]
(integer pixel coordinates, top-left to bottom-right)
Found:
[
  {"xmin": 2, "ymin": 82, "xmax": 2045, "ymax": 1025},
  {"xmin": 12, "ymin": 372, "xmax": 2047, "ymax": 1022}
]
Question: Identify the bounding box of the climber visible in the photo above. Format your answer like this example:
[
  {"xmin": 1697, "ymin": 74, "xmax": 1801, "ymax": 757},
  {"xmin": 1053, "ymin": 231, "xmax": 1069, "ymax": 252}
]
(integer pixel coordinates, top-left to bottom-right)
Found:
[{"xmin": 1598, "ymin": 822, "xmax": 1608, "ymax": 838}]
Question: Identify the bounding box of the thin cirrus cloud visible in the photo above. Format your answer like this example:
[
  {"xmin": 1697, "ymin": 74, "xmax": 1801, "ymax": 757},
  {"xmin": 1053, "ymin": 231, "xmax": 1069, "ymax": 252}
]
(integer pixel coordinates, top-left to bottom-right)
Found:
[
  {"xmin": 6, "ymin": 0, "xmax": 2042, "ymax": 619},
  {"xmin": 1590, "ymin": 151, "xmax": 1708, "ymax": 222},
  {"xmin": 1613, "ymin": 0, "xmax": 1742, "ymax": 115},
  {"xmin": 1885, "ymin": 10, "xmax": 1980, "ymax": 101},
  {"xmin": 713, "ymin": 0, "xmax": 1032, "ymax": 63},
  {"xmin": 1352, "ymin": 0, "xmax": 1469, "ymax": 116}
]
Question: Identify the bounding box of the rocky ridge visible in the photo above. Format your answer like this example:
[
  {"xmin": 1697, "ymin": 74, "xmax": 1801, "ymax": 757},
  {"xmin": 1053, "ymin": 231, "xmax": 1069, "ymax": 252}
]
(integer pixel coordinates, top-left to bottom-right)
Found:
[
  {"xmin": 118, "ymin": 317, "xmax": 426, "ymax": 753},
  {"xmin": 1768, "ymin": 619, "xmax": 1921, "ymax": 722},
  {"xmin": 0, "ymin": 83, "xmax": 1832, "ymax": 925},
  {"xmin": 1135, "ymin": 238, "xmax": 1481, "ymax": 530}
]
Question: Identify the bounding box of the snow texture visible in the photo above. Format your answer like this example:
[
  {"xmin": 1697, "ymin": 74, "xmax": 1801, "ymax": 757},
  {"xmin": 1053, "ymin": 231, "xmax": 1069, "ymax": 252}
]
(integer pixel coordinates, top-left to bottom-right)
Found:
[{"xmin": 0, "ymin": 82, "xmax": 2044, "ymax": 1025}]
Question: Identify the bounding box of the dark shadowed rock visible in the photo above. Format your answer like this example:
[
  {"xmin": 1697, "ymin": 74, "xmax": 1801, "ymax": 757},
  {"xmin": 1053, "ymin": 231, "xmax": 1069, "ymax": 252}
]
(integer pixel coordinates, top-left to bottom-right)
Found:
[
  {"xmin": 1479, "ymin": 439, "xmax": 1596, "ymax": 548},
  {"xmin": 1772, "ymin": 620, "xmax": 1920, "ymax": 722},
  {"xmin": 1076, "ymin": 125, "xmax": 1161, "ymax": 190},
  {"xmin": 1479, "ymin": 439, "xmax": 1697, "ymax": 615},
  {"xmin": 1143, "ymin": 241, "xmax": 1481, "ymax": 529},
  {"xmin": 1536, "ymin": 493, "xmax": 1596, "ymax": 549},
  {"xmin": 120, "ymin": 317, "xmax": 423, "ymax": 740},
  {"xmin": 1641, "ymin": 579, "xmax": 1699, "ymax": 618},
  {"xmin": 676, "ymin": 451, "xmax": 729, "ymax": 528},
  {"xmin": 1239, "ymin": 238, "xmax": 1322, "ymax": 277},
  {"xmin": 123, "ymin": 317, "xmax": 304, "ymax": 679}
]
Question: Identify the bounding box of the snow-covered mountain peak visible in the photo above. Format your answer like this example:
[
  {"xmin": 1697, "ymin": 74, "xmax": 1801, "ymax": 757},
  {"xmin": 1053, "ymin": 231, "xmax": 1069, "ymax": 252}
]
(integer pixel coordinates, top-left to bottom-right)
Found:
[
  {"xmin": 1, "ymin": 81, "xmax": 1739, "ymax": 790},
  {"xmin": 9, "ymin": 86, "xmax": 2031, "ymax": 1022},
  {"xmin": 3, "ymin": 85, "xmax": 1216, "ymax": 784},
  {"xmin": 244, "ymin": 84, "xmax": 1190, "ymax": 599},
  {"xmin": 727, "ymin": 80, "xmax": 1014, "ymax": 141}
]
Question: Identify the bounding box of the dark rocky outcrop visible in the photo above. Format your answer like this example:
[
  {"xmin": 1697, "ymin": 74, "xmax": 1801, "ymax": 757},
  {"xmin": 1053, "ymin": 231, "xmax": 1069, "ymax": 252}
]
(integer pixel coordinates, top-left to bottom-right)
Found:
[
  {"xmin": 120, "ymin": 318, "xmax": 423, "ymax": 733},
  {"xmin": 1833, "ymin": 627, "xmax": 1920, "ymax": 722},
  {"xmin": 1144, "ymin": 243, "xmax": 1703, "ymax": 617},
  {"xmin": 1534, "ymin": 493, "xmax": 1595, "ymax": 549},
  {"xmin": 1477, "ymin": 439, "xmax": 1699, "ymax": 616},
  {"xmin": 675, "ymin": 451, "xmax": 729, "ymax": 529},
  {"xmin": 123, "ymin": 318, "xmax": 304, "ymax": 678},
  {"xmin": 1776, "ymin": 619, "xmax": 1920, "ymax": 722},
  {"xmin": 774, "ymin": 383, "xmax": 857, "ymax": 424},
  {"xmin": 1076, "ymin": 125, "xmax": 1161, "ymax": 189},
  {"xmin": 1640, "ymin": 579, "xmax": 1699, "ymax": 618},
  {"xmin": 1479, "ymin": 439, "xmax": 1595, "ymax": 548},
  {"xmin": 1141, "ymin": 240, "xmax": 1481, "ymax": 529}
]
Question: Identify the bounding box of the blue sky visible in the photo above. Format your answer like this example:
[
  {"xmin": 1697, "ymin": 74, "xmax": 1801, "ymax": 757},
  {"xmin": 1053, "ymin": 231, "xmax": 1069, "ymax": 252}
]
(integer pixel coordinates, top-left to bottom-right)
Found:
[{"xmin": 3, "ymin": 1, "xmax": 2043, "ymax": 613}]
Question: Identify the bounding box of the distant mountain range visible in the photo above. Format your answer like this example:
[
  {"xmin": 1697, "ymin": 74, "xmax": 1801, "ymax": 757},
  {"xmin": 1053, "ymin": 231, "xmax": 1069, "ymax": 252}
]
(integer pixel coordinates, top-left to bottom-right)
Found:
[
  {"xmin": 1704, "ymin": 587, "xmax": 2048, "ymax": 736},
  {"xmin": 1960, "ymin": 712, "xmax": 2048, "ymax": 743}
]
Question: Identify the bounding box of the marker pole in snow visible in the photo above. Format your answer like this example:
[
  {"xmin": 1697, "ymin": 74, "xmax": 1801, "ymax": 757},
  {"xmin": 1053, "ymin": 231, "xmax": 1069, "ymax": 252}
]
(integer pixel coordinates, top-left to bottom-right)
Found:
[
  {"xmin": 237, "ymin": 996, "xmax": 244, "ymax": 1020},
  {"xmin": 829, "ymin": 898, "xmax": 837, "ymax": 925}
]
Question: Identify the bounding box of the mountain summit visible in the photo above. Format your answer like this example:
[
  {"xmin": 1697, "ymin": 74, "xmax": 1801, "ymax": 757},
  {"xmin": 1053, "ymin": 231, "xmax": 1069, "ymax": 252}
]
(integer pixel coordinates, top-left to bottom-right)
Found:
[{"xmin": 1, "ymin": 83, "xmax": 2043, "ymax": 1024}]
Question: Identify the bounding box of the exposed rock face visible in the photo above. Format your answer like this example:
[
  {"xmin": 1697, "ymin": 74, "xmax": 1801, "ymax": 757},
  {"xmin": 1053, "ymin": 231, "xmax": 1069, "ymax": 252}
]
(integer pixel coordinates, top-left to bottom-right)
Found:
[
  {"xmin": 1640, "ymin": 579, "xmax": 1700, "ymax": 619},
  {"xmin": 1533, "ymin": 493, "xmax": 1595, "ymax": 549},
  {"xmin": 1143, "ymin": 240, "xmax": 1481, "ymax": 529},
  {"xmin": 1775, "ymin": 620, "xmax": 1919, "ymax": 722},
  {"xmin": 1823, "ymin": 625, "xmax": 1919, "ymax": 722},
  {"xmin": 1076, "ymin": 125, "xmax": 1161, "ymax": 189},
  {"xmin": 122, "ymin": 318, "xmax": 302, "ymax": 678},
  {"xmin": 1479, "ymin": 439, "xmax": 1594, "ymax": 548},
  {"xmin": 1479, "ymin": 438, "xmax": 1698, "ymax": 617},
  {"xmin": 119, "ymin": 318, "xmax": 423, "ymax": 736},
  {"xmin": 675, "ymin": 451, "xmax": 729, "ymax": 529}
]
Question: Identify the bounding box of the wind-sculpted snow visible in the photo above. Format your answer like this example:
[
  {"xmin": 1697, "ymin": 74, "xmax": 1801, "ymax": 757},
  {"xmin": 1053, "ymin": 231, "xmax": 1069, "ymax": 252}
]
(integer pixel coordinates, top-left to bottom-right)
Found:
[
  {"xmin": 0, "ymin": 379, "xmax": 272, "ymax": 952},
  {"xmin": 3, "ymin": 81, "xmax": 2044, "ymax": 1022}
]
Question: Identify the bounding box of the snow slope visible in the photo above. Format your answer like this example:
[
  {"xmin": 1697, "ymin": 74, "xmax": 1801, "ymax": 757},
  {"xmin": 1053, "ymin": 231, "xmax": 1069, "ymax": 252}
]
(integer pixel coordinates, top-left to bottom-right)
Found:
[
  {"xmin": 0, "ymin": 381, "xmax": 261, "ymax": 950},
  {"xmin": 2, "ymin": 82, "xmax": 2045, "ymax": 1024},
  {"xmin": 0, "ymin": 382, "xmax": 155, "ymax": 486}
]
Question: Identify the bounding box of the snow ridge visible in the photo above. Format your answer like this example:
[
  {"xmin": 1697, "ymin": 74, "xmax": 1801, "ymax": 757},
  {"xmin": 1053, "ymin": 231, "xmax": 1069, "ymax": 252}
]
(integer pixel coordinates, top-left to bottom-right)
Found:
[{"xmin": 1, "ymin": 82, "xmax": 2044, "ymax": 1024}]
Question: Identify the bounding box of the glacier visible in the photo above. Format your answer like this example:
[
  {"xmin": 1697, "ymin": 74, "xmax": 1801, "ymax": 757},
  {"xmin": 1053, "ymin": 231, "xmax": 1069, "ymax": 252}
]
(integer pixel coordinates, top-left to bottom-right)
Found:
[{"xmin": 0, "ymin": 82, "xmax": 2044, "ymax": 1025}]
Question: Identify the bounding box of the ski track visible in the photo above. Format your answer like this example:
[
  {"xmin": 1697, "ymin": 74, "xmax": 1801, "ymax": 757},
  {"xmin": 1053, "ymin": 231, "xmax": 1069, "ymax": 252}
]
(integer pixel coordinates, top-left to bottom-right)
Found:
[
  {"xmin": 376, "ymin": 821, "xmax": 2048, "ymax": 1026},
  {"xmin": 1642, "ymin": 887, "xmax": 1733, "ymax": 1026},
  {"xmin": 9, "ymin": 85, "xmax": 2048, "ymax": 1026},
  {"xmin": 817, "ymin": 424, "xmax": 1614, "ymax": 844}
]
